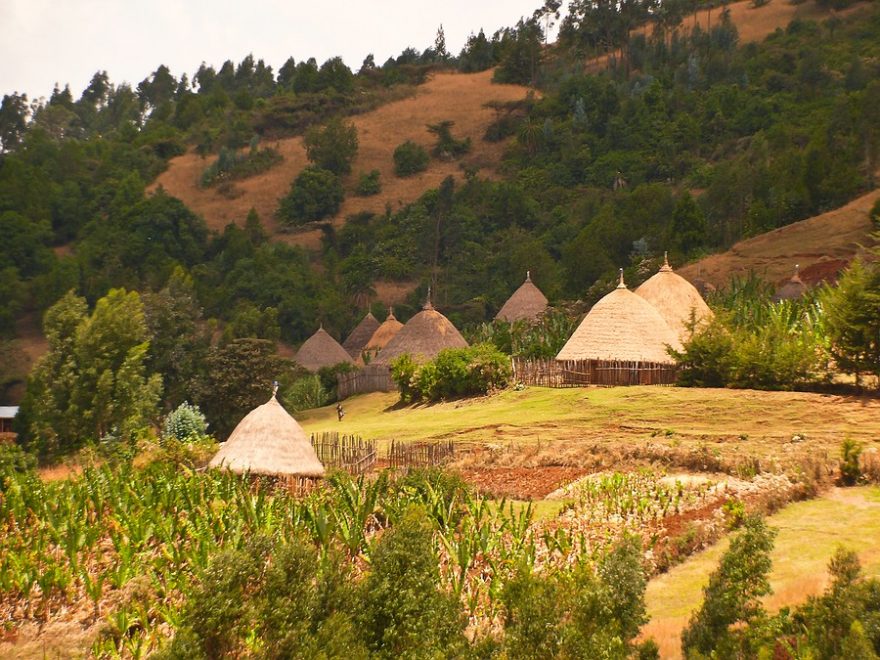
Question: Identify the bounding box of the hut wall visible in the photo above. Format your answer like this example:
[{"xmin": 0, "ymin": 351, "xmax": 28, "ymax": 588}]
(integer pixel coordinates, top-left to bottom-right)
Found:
[
  {"xmin": 512, "ymin": 357, "xmax": 677, "ymax": 387},
  {"xmin": 337, "ymin": 364, "xmax": 395, "ymax": 399}
]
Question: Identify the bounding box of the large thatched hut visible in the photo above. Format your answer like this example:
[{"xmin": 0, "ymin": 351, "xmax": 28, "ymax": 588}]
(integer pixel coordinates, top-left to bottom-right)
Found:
[
  {"xmin": 373, "ymin": 296, "xmax": 468, "ymax": 366},
  {"xmin": 363, "ymin": 308, "xmax": 404, "ymax": 362},
  {"xmin": 208, "ymin": 393, "xmax": 325, "ymax": 478},
  {"xmin": 342, "ymin": 312, "xmax": 380, "ymax": 359},
  {"xmin": 555, "ymin": 272, "xmax": 682, "ymax": 384},
  {"xmin": 295, "ymin": 325, "xmax": 354, "ymax": 372},
  {"xmin": 495, "ymin": 271, "xmax": 549, "ymax": 323},
  {"xmin": 773, "ymin": 265, "xmax": 808, "ymax": 302},
  {"xmin": 635, "ymin": 254, "xmax": 713, "ymax": 341}
]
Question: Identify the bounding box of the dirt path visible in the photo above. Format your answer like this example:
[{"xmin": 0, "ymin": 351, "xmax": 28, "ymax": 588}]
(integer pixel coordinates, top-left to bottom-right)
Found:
[{"xmin": 642, "ymin": 486, "xmax": 880, "ymax": 659}]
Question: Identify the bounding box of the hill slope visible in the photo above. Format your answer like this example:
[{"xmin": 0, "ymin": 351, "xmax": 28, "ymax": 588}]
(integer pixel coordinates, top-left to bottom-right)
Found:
[
  {"xmin": 680, "ymin": 188, "xmax": 879, "ymax": 288},
  {"xmin": 151, "ymin": 69, "xmax": 532, "ymax": 249}
]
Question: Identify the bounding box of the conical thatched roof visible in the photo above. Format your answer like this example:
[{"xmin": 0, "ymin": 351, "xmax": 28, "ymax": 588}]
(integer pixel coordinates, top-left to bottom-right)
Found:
[
  {"xmin": 364, "ymin": 308, "xmax": 404, "ymax": 355},
  {"xmin": 495, "ymin": 271, "xmax": 549, "ymax": 323},
  {"xmin": 635, "ymin": 254, "xmax": 713, "ymax": 341},
  {"xmin": 373, "ymin": 296, "xmax": 468, "ymax": 365},
  {"xmin": 209, "ymin": 394, "xmax": 325, "ymax": 478},
  {"xmin": 342, "ymin": 312, "xmax": 380, "ymax": 358},
  {"xmin": 296, "ymin": 326, "xmax": 354, "ymax": 372},
  {"xmin": 557, "ymin": 271, "xmax": 682, "ymax": 364},
  {"xmin": 773, "ymin": 265, "xmax": 808, "ymax": 302}
]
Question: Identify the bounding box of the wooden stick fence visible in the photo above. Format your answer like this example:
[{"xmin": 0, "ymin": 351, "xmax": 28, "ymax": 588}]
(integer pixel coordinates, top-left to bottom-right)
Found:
[
  {"xmin": 337, "ymin": 364, "xmax": 395, "ymax": 399},
  {"xmin": 512, "ymin": 357, "xmax": 677, "ymax": 387},
  {"xmin": 387, "ymin": 439, "xmax": 455, "ymax": 470},
  {"xmin": 310, "ymin": 432, "xmax": 377, "ymax": 475}
]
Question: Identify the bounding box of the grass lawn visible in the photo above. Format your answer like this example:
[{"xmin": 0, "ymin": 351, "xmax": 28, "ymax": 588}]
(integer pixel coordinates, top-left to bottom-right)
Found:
[
  {"xmin": 298, "ymin": 387, "xmax": 880, "ymax": 464},
  {"xmin": 642, "ymin": 486, "xmax": 880, "ymax": 659}
]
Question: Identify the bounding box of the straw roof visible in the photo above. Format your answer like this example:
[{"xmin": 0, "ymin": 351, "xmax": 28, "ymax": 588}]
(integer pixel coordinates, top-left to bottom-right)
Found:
[
  {"xmin": 295, "ymin": 326, "xmax": 354, "ymax": 372},
  {"xmin": 557, "ymin": 271, "xmax": 682, "ymax": 364},
  {"xmin": 373, "ymin": 297, "xmax": 468, "ymax": 365},
  {"xmin": 364, "ymin": 308, "xmax": 404, "ymax": 355},
  {"xmin": 342, "ymin": 312, "xmax": 380, "ymax": 358},
  {"xmin": 495, "ymin": 271, "xmax": 549, "ymax": 323},
  {"xmin": 773, "ymin": 265, "xmax": 808, "ymax": 302},
  {"xmin": 635, "ymin": 254, "xmax": 713, "ymax": 341},
  {"xmin": 208, "ymin": 394, "xmax": 325, "ymax": 478}
]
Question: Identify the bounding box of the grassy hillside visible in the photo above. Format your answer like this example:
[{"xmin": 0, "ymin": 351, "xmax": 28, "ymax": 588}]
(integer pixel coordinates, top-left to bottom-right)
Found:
[
  {"xmin": 643, "ymin": 486, "xmax": 880, "ymax": 659},
  {"xmin": 299, "ymin": 387, "xmax": 880, "ymax": 467},
  {"xmin": 680, "ymin": 187, "xmax": 880, "ymax": 289},
  {"xmin": 151, "ymin": 69, "xmax": 532, "ymax": 250}
]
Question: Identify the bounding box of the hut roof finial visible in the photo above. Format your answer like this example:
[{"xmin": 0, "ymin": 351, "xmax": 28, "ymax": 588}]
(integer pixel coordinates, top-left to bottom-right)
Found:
[
  {"xmin": 272, "ymin": 380, "xmax": 279, "ymax": 398},
  {"xmin": 423, "ymin": 287, "xmax": 434, "ymax": 311},
  {"xmin": 617, "ymin": 268, "xmax": 626, "ymax": 289},
  {"xmin": 388, "ymin": 306, "xmax": 395, "ymax": 320},
  {"xmin": 526, "ymin": 270, "xmax": 531, "ymax": 282},
  {"xmin": 660, "ymin": 251, "xmax": 672, "ymax": 273}
]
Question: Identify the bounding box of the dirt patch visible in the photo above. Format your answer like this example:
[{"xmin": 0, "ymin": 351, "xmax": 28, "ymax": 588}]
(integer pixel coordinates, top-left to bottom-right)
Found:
[{"xmin": 454, "ymin": 466, "xmax": 590, "ymax": 499}]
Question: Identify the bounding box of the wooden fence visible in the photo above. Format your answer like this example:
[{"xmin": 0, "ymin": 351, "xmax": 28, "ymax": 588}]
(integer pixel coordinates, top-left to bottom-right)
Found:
[
  {"xmin": 387, "ymin": 439, "xmax": 455, "ymax": 470},
  {"xmin": 512, "ymin": 357, "xmax": 678, "ymax": 387},
  {"xmin": 337, "ymin": 364, "xmax": 395, "ymax": 399},
  {"xmin": 310, "ymin": 432, "xmax": 377, "ymax": 475}
]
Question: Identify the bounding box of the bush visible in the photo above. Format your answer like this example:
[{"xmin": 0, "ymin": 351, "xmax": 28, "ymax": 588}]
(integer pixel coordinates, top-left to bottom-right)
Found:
[
  {"xmin": 303, "ymin": 118, "xmax": 358, "ymax": 175},
  {"xmin": 392, "ymin": 140, "xmax": 429, "ymax": 177},
  {"xmin": 390, "ymin": 344, "xmax": 511, "ymax": 402},
  {"xmin": 200, "ymin": 145, "xmax": 283, "ymax": 187},
  {"xmin": 870, "ymin": 199, "xmax": 880, "ymax": 228},
  {"xmin": 283, "ymin": 374, "xmax": 330, "ymax": 412},
  {"xmin": 0, "ymin": 444, "xmax": 36, "ymax": 488},
  {"xmin": 355, "ymin": 169, "xmax": 381, "ymax": 196},
  {"xmin": 427, "ymin": 120, "xmax": 471, "ymax": 160},
  {"xmin": 162, "ymin": 402, "xmax": 209, "ymax": 443},
  {"xmin": 277, "ymin": 166, "xmax": 344, "ymax": 224},
  {"xmin": 839, "ymin": 438, "xmax": 862, "ymax": 486}
]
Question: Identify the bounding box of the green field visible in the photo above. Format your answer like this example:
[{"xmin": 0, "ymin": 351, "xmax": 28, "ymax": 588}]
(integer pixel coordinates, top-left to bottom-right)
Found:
[{"xmin": 642, "ymin": 486, "xmax": 880, "ymax": 659}]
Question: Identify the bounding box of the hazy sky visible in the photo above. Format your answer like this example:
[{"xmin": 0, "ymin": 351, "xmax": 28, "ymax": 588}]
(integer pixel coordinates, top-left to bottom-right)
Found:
[{"xmin": 0, "ymin": 0, "xmax": 556, "ymax": 101}]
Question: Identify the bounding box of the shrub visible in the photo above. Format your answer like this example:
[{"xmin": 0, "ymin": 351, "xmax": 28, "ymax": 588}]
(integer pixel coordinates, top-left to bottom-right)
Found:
[
  {"xmin": 283, "ymin": 374, "xmax": 330, "ymax": 412},
  {"xmin": 200, "ymin": 145, "xmax": 283, "ymax": 187},
  {"xmin": 390, "ymin": 344, "xmax": 511, "ymax": 402},
  {"xmin": 427, "ymin": 120, "xmax": 471, "ymax": 159},
  {"xmin": 162, "ymin": 402, "xmax": 209, "ymax": 443},
  {"xmin": 392, "ymin": 140, "xmax": 429, "ymax": 177},
  {"xmin": 355, "ymin": 169, "xmax": 381, "ymax": 196},
  {"xmin": 303, "ymin": 118, "xmax": 358, "ymax": 175},
  {"xmin": 839, "ymin": 438, "xmax": 862, "ymax": 486},
  {"xmin": 870, "ymin": 198, "xmax": 880, "ymax": 228},
  {"xmin": 277, "ymin": 166, "xmax": 344, "ymax": 224},
  {"xmin": 0, "ymin": 444, "xmax": 36, "ymax": 488}
]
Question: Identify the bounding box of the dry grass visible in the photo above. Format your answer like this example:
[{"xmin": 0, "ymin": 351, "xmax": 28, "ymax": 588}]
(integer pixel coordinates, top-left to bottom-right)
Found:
[
  {"xmin": 680, "ymin": 188, "xmax": 879, "ymax": 289},
  {"xmin": 642, "ymin": 486, "xmax": 880, "ymax": 659},
  {"xmin": 150, "ymin": 69, "xmax": 532, "ymax": 250}
]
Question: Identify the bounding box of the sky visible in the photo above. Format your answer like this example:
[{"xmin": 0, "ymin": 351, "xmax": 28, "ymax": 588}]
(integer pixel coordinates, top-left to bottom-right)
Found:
[{"xmin": 0, "ymin": 0, "xmax": 557, "ymax": 101}]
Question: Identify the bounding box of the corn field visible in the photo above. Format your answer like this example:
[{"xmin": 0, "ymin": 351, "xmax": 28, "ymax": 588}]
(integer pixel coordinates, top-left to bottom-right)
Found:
[{"xmin": 0, "ymin": 461, "xmax": 731, "ymax": 656}]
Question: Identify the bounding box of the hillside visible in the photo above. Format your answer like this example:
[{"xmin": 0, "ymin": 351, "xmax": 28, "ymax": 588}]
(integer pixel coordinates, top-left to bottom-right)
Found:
[
  {"xmin": 680, "ymin": 187, "xmax": 880, "ymax": 289},
  {"xmin": 151, "ymin": 69, "xmax": 532, "ymax": 250}
]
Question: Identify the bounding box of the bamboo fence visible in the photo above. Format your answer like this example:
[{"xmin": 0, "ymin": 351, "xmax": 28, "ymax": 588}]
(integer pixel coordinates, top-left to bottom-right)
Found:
[
  {"xmin": 310, "ymin": 432, "xmax": 377, "ymax": 475},
  {"xmin": 511, "ymin": 357, "xmax": 678, "ymax": 387},
  {"xmin": 386, "ymin": 439, "xmax": 455, "ymax": 469},
  {"xmin": 337, "ymin": 364, "xmax": 395, "ymax": 399}
]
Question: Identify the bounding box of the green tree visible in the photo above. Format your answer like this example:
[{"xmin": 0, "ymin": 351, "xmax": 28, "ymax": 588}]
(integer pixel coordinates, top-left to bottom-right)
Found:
[
  {"xmin": 681, "ymin": 516, "xmax": 777, "ymax": 658},
  {"xmin": 304, "ymin": 118, "xmax": 359, "ymax": 175},
  {"xmin": 18, "ymin": 289, "xmax": 162, "ymax": 458},
  {"xmin": 393, "ymin": 140, "xmax": 429, "ymax": 177},
  {"xmin": 277, "ymin": 166, "xmax": 344, "ymax": 225},
  {"xmin": 668, "ymin": 191, "xmax": 708, "ymax": 257}
]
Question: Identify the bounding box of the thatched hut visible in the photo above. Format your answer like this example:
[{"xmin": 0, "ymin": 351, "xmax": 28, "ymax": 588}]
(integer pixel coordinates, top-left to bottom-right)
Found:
[
  {"xmin": 208, "ymin": 394, "xmax": 325, "ymax": 478},
  {"xmin": 495, "ymin": 271, "xmax": 549, "ymax": 323},
  {"xmin": 373, "ymin": 295, "xmax": 468, "ymax": 366},
  {"xmin": 556, "ymin": 271, "xmax": 682, "ymax": 381},
  {"xmin": 295, "ymin": 325, "xmax": 354, "ymax": 372},
  {"xmin": 363, "ymin": 308, "xmax": 404, "ymax": 361},
  {"xmin": 773, "ymin": 265, "xmax": 808, "ymax": 302},
  {"xmin": 635, "ymin": 254, "xmax": 713, "ymax": 341},
  {"xmin": 342, "ymin": 312, "xmax": 380, "ymax": 358}
]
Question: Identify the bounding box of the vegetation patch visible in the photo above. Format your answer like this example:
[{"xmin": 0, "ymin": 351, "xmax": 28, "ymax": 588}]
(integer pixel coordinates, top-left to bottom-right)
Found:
[{"xmin": 199, "ymin": 142, "xmax": 283, "ymax": 187}]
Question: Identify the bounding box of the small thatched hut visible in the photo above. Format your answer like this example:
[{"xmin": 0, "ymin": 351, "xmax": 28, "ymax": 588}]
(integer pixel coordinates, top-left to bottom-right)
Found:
[
  {"xmin": 295, "ymin": 325, "xmax": 354, "ymax": 372},
  {"xmin": 208, "ymin": 394, "xmax": 325, "ymax": 478},
  {"xmin": 773, "ymin": 265, "xmax": 808, "ymax": 302},
  {"xmin": 373, "ymin": 296, "xmax": 468, "ymax": 365},
  {"xmin": 557, "ymin": 271, "xmax": 682, "ymax": 364},
  {"xmin": 342, "ymin": 312, "xmax": 380, "ymax": 358},
  {"xmin": 495, "ymin": 271, "xmax": 549, "ymax": 323},
  {"xmin": 363, "ymin": 308, "xmax": 404, "ymax": 361},
  {"xmin": 635, "ymin": 254, "xmax": 713, "ymax": 341}
]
